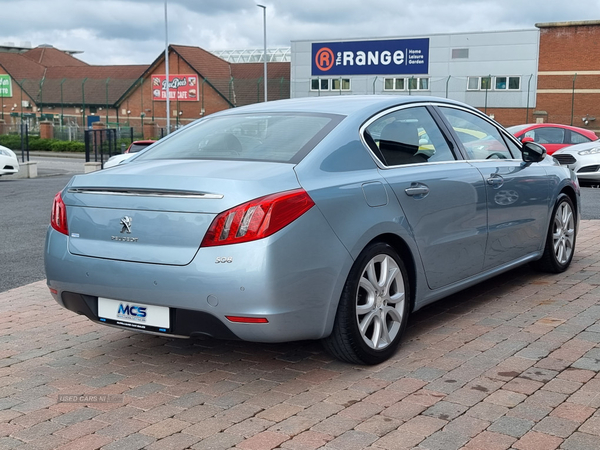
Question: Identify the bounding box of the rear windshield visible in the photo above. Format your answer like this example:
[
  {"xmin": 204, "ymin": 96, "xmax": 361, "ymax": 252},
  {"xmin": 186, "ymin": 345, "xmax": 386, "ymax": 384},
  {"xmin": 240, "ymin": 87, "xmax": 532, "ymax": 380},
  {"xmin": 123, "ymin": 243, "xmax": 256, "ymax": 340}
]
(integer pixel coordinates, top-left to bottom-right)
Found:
[{"xmin": 135, "ymin": 113, "xmax": 343, "ymax": 164}]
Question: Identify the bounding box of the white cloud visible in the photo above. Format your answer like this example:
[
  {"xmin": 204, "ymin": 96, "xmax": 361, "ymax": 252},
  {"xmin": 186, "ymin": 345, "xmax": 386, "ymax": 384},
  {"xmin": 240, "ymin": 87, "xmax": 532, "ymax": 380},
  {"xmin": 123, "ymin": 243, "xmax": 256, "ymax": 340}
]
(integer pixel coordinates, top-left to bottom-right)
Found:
[{"xmin": 1, "ymin": 0, "xmax": 599, "ymax": 64}]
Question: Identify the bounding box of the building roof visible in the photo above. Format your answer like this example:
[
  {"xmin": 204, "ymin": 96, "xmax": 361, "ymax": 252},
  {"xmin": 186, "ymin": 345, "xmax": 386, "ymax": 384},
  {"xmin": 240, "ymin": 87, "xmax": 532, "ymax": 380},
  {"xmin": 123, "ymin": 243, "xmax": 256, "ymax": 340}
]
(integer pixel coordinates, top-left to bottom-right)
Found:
[
  {"xmin": 536, "ymin": 20, "xmax": 600, "ymax": 29},
  {"xmin": 0, "ymin": 52, "xmax": 45, "ymax": 83},
  {"xmin": 171, "ymin": 45, "xmax": 231, "ymax": 80},
  {"xmin": 23, "ymin": 46, "xmax": 88, "ymax": 67},
  {"xmin": 41, "ymin": 65, "xmax": 148, "ymax": 105},
  {"xmin": 0, "ymin": 46, "xmax": 148, "ymax": 106}
]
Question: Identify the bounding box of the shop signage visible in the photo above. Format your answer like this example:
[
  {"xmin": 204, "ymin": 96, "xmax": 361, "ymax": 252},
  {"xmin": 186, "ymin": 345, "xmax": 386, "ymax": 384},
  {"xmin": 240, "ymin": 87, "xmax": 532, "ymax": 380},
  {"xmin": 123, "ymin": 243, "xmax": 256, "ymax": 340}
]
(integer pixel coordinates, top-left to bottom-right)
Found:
[
  {"xmin": 0, "ymin": 74, "xmax": 12, "ymax": 97},
  {"xmin": 152, "ymin": 75, "xmax": 199, "ymax": 101},
  {"xmin": 311, "ymin": 38, "xmax": 429, "ymax": 76}
]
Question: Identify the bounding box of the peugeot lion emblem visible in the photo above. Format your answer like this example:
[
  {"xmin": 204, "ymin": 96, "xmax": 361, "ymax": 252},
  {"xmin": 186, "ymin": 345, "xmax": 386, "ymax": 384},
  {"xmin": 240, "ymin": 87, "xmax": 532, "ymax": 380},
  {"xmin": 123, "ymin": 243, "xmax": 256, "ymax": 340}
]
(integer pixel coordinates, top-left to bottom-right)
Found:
[{"xmin": 120, "ymin": 216, "xmax": 133, "ymax": 234}]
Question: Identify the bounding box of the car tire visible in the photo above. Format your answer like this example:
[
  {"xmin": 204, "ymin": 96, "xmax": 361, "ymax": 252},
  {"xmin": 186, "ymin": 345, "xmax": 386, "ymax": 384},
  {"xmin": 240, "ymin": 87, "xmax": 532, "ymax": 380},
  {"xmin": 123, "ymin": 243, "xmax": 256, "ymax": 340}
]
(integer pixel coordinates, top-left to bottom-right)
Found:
[
  {"xmin": 532, "ymin": 194, "xmax": 576, "ymax": 273},
  {"xmin": 322, "ymin": 242, "xmax": 410, "ymax": 365}
]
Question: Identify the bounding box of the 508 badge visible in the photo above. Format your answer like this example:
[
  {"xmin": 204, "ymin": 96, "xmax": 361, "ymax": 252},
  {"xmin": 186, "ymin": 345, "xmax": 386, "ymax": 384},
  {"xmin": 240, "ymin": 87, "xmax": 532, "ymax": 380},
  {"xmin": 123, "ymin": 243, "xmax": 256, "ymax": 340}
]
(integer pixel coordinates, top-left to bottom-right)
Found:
[{"xmin": 215, "ymin": 257, "xmax": 233, "ymax": 264}]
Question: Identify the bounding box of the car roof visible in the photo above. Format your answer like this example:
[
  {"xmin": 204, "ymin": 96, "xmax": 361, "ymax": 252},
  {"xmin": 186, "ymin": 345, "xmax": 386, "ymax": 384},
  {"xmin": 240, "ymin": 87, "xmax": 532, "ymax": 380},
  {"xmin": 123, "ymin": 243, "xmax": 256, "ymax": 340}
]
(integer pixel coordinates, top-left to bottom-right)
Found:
[
  {"xmin": 209, "ymin": 95, "xmax": 475, "ymax": 118},
  {"xmin": 509, "ymin": 123, "xmax": 596, "ymax": 134}
]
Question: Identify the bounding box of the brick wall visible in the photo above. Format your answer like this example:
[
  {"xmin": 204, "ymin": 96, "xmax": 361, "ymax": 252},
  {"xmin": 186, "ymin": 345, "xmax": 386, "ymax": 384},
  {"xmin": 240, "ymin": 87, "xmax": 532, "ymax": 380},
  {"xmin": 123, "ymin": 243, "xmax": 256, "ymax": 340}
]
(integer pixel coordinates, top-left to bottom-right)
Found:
[
  {"xmin": 538, "ymin": 24, "xmax": 600, "ymax": 71},
  {"xmin": 536, "ymin": 22, "xmax": 600, "ymax": 133},
  {"xmin": 476, "ymin": 108, "xmax": 535, "ymax": 128}
]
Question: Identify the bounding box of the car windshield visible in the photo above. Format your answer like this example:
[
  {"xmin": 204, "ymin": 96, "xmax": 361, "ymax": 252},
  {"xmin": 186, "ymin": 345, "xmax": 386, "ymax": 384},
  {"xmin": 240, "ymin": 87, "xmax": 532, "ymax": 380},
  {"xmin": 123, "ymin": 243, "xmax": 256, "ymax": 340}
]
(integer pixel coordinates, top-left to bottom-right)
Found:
[{"xmin": 135, "ymin": 113, "xmax": 343, "ymax": 164}]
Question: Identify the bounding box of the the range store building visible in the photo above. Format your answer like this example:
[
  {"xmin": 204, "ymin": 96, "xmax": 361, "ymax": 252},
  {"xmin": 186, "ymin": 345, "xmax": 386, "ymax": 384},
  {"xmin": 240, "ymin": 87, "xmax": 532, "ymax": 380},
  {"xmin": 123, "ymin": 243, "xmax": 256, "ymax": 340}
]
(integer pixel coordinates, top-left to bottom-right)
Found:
[{"xmin": 291, "ymin": 20, "xmax": 600, "ymax": 128}]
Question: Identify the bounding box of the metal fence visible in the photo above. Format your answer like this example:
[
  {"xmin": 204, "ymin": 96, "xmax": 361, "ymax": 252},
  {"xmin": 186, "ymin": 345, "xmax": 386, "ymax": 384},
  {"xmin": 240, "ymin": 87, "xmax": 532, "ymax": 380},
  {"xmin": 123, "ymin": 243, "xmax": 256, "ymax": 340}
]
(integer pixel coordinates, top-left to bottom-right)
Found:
[
  {"xmin": 3, "ymin": 76, "xmax": 290, "ymax": 113},
  {"xmin": 84, "ymin": 129, "xmax": 118, "ymax": 166}
]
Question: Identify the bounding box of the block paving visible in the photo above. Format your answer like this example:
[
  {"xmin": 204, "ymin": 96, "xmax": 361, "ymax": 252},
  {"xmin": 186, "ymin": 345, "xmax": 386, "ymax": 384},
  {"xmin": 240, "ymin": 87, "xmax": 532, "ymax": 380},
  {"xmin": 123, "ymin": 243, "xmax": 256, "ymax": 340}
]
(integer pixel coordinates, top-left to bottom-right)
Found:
[{"xmin": 0, "ymin": 220, "xmax": 599, "ymax": 449}]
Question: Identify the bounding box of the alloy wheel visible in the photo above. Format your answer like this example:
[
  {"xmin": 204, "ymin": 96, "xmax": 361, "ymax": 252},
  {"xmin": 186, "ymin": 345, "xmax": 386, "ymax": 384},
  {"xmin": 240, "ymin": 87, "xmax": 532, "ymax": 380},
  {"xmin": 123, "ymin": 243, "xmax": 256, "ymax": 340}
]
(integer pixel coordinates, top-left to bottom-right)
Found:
[
  {"xmin": 356, "ymin": 254, "xmax": 405, "ymax": 350},
  {"xmin": 552, "ymin": 200, "xmax": 575, "ymax": 265}
]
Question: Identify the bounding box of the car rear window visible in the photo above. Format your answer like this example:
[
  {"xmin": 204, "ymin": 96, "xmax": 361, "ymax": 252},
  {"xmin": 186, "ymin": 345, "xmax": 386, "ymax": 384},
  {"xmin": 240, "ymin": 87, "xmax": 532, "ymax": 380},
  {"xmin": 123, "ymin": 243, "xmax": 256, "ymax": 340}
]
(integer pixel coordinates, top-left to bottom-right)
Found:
[{"xmin": 135, "ymin": 113, "xmax": 343, "ymax": 164}]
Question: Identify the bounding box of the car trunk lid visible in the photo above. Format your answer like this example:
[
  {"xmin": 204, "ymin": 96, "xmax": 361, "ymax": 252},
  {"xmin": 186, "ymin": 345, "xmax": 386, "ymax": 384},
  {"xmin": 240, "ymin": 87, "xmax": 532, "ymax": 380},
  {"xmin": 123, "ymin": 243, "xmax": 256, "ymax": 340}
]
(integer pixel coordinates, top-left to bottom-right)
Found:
[{"xmin": 64, "ymin": 160, "xmax": 300, "ymax": 265}]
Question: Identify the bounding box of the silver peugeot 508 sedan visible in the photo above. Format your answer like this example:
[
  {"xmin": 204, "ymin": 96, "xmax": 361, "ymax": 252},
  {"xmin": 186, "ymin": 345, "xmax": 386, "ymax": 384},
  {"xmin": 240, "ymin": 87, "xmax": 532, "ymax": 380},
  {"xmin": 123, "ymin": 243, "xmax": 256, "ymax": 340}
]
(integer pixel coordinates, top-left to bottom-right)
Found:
[{"xmin": 45, "ymin": 96, "xmax": 579, "ymax": 364}]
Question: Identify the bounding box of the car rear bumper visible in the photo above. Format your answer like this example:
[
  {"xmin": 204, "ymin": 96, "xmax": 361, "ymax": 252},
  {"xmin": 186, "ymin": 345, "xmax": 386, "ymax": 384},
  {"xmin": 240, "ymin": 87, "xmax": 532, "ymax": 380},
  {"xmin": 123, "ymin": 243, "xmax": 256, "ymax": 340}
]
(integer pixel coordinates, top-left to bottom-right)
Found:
[{"xmin": 44, "ymin": 209, "xmax": 353, "ymax": 343}]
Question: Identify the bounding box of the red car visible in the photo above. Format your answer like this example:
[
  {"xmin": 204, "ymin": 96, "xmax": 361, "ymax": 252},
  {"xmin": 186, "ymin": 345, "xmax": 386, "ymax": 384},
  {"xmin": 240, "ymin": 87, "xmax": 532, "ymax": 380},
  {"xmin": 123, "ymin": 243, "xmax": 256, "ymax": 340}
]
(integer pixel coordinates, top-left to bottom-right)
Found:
[
  {"xmin": 126, "ymin": 140, "xmax": 156, "ymax": 153},
  {"xmin": 507, "ymin": 123, "xmax": 598, "ymax": 155}
]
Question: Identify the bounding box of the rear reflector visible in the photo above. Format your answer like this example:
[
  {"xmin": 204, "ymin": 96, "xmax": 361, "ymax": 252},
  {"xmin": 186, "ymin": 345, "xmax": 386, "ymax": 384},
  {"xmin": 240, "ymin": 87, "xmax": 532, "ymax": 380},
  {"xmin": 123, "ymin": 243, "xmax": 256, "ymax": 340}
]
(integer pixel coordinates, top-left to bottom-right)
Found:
[
  {"xmin": 49, "ymin": 288, "xmax": 58, "ymax": 295},
  {"xmin": 225, "ymin": 316, "xmax": 269, "ymax": 323}
]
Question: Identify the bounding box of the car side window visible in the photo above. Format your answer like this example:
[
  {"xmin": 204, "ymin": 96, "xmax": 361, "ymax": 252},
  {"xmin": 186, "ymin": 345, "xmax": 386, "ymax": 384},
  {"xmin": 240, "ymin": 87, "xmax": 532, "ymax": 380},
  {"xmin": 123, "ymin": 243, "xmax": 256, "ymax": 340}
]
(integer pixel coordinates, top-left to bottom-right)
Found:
[
  {"xmin": 364, "ymin": 106, "xmax": 455, "ymax": 167},
  {"xmin": 569, "ymin": 131, "xmax": 592, "ymax": 144},
  {"xmin": 529, "ymin": 127, "xmax": 564, "ymax": 144},
  {"xmin": 501, "ymin": 135, "xmax": 522, "ymax": 158},
  {"xmin": 438, "ymin": 107, "xmax": 513, "ymax": 160}
]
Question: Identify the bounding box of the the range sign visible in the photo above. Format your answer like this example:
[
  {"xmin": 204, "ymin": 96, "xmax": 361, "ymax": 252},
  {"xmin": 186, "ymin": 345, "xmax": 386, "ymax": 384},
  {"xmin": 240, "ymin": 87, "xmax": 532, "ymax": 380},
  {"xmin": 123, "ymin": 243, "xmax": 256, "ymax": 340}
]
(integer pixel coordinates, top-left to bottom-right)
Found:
[
  {"xmin": 311, "ymin": 38, "xmax": 429, "ymax": 76},
  {"xmin": 152, "ymin": 74, "xmax": 199, "ymax": 101}
]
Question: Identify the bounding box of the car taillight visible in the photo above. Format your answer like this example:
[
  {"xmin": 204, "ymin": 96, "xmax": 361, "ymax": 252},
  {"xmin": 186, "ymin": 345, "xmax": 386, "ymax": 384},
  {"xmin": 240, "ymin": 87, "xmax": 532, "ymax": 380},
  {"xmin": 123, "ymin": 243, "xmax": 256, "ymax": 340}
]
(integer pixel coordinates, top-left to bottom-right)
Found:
[
  {"xmin": 201, "ymin": 189, "xmax": 315, "ymax": 247},
  {"xmin": 51, "ymin": 191, "xmax": 69, "ymax": 235}
]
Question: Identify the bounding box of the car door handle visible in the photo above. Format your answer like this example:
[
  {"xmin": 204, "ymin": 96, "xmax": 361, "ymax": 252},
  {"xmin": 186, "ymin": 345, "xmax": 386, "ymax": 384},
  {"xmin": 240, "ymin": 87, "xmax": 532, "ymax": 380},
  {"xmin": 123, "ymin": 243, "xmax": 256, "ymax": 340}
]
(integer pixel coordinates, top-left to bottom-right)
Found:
[
  {"xmin": 404, "ymin": 184, "xmax": 430, "ymax": 197},
  {"xmin": 486, "ymin": 175, "xmax": 504, "ymax": 187}
]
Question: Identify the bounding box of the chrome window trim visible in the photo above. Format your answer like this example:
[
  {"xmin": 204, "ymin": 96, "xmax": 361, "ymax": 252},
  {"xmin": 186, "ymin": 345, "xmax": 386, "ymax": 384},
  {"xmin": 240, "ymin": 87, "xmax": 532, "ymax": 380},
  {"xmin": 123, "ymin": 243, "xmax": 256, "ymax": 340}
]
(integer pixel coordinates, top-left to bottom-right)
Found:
[
  {"xmin": 431, "ymin": 102, "xmax": 524, "ymax": 159},
  {"xmin": 359, "ymin": 101, "xmax": 458, "ymax": 169},
  {"xmin": 68, "ymin": 188, "xmax": 224, "ymax": 199}
]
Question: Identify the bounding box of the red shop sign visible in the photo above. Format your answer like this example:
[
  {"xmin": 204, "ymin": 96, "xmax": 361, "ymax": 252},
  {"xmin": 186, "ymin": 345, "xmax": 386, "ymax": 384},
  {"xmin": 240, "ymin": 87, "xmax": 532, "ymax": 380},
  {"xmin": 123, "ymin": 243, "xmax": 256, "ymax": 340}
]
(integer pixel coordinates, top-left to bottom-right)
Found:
[{"xmin": 151, "ymin": 75, "xmax": 199, "ymax": 102}]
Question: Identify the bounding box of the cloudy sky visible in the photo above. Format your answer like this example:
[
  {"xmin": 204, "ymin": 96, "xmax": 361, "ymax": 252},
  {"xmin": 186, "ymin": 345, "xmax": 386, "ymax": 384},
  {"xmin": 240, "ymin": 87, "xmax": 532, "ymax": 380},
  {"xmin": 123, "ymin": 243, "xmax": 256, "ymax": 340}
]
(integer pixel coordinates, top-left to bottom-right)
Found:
[{"xmin": 2, "ymin": 1, "xmax": 598, "ymax": 65}]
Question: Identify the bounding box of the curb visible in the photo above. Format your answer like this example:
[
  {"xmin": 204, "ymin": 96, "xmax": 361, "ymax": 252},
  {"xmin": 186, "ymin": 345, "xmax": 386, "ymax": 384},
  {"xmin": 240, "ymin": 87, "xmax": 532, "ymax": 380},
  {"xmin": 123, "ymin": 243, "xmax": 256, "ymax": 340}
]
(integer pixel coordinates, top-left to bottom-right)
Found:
[{"xmin": 28, "ymin": 151, "xmax": 86, "ymax": 159}]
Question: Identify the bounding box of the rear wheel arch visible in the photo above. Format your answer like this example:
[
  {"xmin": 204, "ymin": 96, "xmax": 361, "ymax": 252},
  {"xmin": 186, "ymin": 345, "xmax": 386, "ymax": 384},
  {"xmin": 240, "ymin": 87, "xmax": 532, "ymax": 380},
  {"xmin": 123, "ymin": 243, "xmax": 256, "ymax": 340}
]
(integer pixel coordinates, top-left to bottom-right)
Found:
[
  {"xmin": 322, "ymin": 240, "xmax": 411, "ymax": 364},
  {"xmin": 532, "ymin": 192, "xmax": 576, "ymax": 273},
  {"xmin": 370, "ymin": 234, "xmax": 417, "ymax": 313},
  {"xmin": 560, "ymin": 186, "xmax": 578, "ymax": 219}
]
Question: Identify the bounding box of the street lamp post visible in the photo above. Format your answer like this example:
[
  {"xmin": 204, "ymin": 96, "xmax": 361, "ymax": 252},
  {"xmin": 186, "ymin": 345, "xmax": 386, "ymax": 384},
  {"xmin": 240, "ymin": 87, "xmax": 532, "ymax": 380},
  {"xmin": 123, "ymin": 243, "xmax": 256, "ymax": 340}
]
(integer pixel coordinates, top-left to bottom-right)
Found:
[
  {"xmin": 257, "ymin": 4, "xmax": 267, "ymax": 102},
  {"xmin": 165, "ymin": 0, "xmax": 171, "ymax": 134}
]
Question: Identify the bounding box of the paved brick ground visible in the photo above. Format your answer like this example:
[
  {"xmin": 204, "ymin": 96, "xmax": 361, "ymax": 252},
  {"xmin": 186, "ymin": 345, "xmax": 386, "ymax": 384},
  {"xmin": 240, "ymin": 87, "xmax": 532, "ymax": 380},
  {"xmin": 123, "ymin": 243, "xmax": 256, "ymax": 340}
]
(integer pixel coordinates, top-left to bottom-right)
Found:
[{"xmin": 1, "ymin": 221, "xmax": 600, "ymax": 450}]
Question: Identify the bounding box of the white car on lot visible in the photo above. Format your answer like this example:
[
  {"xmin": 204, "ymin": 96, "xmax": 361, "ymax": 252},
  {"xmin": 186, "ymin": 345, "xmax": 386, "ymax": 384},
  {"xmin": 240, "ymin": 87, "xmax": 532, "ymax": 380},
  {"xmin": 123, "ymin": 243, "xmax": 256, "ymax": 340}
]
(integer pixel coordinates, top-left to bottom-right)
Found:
[
  {"xmin": 0, "ymin": 145, "xmax": 19, "ymax": 176},
  {"xmin": 553, "ymin": 139, "xmax": 600, "ymax": 183},
  {"xmin": 104, "ymin": 140, "xmax": 156, "ymax": 169}
]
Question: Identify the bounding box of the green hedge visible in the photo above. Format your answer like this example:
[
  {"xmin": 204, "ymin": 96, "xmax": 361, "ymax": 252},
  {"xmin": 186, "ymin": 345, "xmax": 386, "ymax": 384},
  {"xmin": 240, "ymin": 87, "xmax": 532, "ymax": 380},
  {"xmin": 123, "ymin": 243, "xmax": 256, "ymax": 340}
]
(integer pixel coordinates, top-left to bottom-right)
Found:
[
  {"xmin": 0, "ymin": 134, "xmax": 23, "ymax": 150},
  {"xmin": 49, "ymin": 140, "xmax": 86, "ymax": 152},
  {"xmin": 0, "ymin": 135, "xmax": 85, "ymax": 152},
  {"xmin": 0, "ymin": 134, "xmax": 156, "ymax": 153}
]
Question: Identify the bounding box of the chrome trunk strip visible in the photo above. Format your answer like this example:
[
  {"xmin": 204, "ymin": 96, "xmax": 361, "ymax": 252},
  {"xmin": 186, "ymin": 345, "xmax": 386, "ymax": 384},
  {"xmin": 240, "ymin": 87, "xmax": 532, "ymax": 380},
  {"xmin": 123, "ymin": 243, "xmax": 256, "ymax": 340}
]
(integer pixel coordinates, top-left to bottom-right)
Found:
[{"xmin": 68, "ymin": 187, "xmax": 224, "ymax": 199}]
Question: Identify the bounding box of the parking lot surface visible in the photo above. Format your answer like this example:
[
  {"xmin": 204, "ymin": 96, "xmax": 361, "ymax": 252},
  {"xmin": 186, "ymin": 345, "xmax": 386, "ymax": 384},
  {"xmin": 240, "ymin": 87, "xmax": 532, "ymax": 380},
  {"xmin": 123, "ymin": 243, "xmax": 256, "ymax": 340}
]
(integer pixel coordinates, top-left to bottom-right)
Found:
[{"xmin": 1, "ymin": 221, "xmax": 599, "ymax": 450}]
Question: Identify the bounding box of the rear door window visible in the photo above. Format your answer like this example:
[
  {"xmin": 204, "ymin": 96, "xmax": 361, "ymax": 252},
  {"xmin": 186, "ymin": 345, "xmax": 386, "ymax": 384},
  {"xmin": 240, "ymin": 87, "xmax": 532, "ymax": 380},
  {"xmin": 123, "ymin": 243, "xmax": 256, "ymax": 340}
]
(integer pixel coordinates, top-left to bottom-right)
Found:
[
  {"xmin": 363, "ymin": 106, "xmax": 456, "ymax": 166},
  {"xmin": 569, "ymin": 130, "xmax": 593, "ymax": 144}
]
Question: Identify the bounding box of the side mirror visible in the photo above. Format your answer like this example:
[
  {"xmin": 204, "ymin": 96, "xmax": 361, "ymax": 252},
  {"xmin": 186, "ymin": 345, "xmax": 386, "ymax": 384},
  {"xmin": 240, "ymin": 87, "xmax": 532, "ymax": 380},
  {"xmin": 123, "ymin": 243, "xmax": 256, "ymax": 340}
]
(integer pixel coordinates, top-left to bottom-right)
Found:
[
  {"xmin": 521, "ymin": 136, "xmax": 534, "ymax": 143},
  {"xmin": 521, "ymin": 141, "xmax": 546, "ymax": 163}
]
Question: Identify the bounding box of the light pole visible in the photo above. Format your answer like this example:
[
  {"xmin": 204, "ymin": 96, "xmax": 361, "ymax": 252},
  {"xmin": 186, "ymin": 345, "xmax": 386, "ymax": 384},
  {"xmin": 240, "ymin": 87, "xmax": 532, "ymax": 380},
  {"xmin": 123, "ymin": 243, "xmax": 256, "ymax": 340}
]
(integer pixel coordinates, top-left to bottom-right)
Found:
[
  {"xmin": 165, "ymin": 0, "xmax": 171, "ymax": 134},
  {"xmin": 257, "ymin": 4, "xmax": 267, "ymax": 102}
]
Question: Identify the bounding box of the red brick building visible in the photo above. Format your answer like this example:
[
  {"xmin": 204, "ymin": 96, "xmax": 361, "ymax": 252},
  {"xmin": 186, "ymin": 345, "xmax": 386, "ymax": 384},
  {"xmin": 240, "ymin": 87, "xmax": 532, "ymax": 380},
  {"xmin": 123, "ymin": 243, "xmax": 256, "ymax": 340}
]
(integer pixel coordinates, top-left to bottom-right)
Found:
[
  {"xmin": 0, "ymin": 44, "xmax": 290, "ymax": 137},
  {"xmin": 535, "ymin": 20, "xmax": 600, "ymax": 131},
  {"xmin": 120, "ymin": 45, "xmax": 290, "ymax": 134}
]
